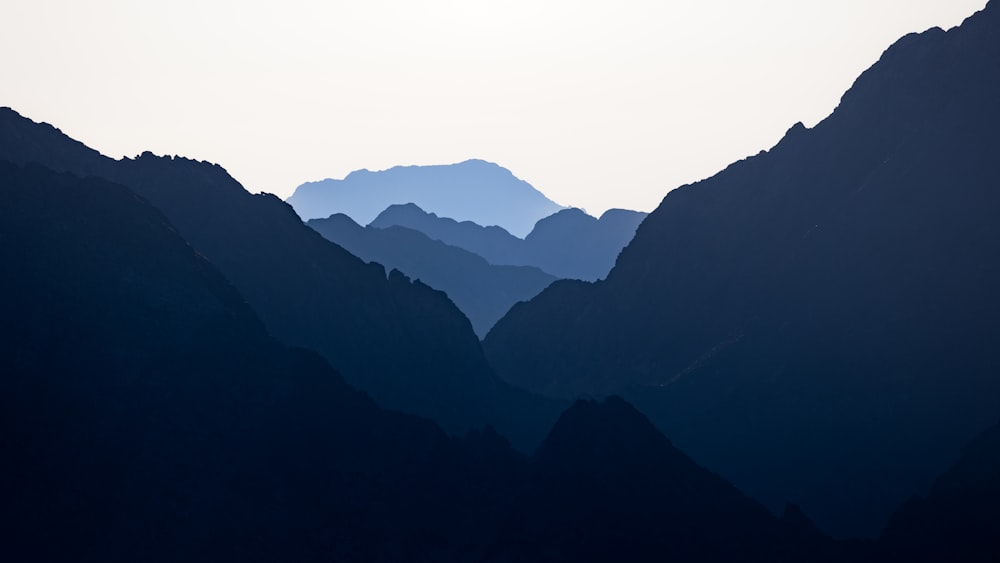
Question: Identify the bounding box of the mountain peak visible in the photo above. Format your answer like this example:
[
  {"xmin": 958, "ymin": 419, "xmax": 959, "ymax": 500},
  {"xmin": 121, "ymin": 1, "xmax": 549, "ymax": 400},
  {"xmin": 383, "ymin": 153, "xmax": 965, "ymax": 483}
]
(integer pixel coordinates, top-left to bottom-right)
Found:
[{"xmin": 287, "ymin": 159, "xmax": 564, "ymax": 237}]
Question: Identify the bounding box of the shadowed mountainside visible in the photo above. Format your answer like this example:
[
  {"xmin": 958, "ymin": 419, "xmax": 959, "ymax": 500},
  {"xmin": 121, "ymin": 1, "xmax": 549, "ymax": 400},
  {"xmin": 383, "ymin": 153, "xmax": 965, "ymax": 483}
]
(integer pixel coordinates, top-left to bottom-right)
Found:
[
  {"xmin": 287, "ymin": 159, "xmax": 564, "ymax": 238},
  {"xmin": 0, "ymin": 107, "xmax": 561, "ymax": 450},
  {"xmin": 371, "ymin": 203, "xmax": 648, "ymax": 281},
  {"xmin": 484, "ymin": 1, "xmax": 1000, "ymax": 537},
  {"xmin": 307, "ymin": 213, "xmax": 556, "ymax": 337}
]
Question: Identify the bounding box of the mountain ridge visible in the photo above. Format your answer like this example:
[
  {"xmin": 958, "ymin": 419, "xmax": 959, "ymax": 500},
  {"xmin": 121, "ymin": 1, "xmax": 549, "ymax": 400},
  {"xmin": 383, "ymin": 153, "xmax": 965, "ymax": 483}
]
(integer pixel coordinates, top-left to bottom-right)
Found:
[
  {"xmin": 370, "ymin": 202, "xmax": 648, "ymax": 281},
  {"xmin": 0, "ymin": 106, "xmax": 562, "ymax": 450}
]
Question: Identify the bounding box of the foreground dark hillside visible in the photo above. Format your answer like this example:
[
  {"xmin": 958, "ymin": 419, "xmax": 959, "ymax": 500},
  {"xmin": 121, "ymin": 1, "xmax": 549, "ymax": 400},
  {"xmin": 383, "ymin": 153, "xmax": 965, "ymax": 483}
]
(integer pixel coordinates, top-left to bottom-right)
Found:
[
  {"xmin": 0, "ymin": 107, "xmax": 560, "ymax": 450},
  {"xmin": 0, "ymin": 161, "xmax": 512, "ymax": 561},
  {"xmin": 485, "ymin": 1, "xmax": 1000, "ymax": 537}
]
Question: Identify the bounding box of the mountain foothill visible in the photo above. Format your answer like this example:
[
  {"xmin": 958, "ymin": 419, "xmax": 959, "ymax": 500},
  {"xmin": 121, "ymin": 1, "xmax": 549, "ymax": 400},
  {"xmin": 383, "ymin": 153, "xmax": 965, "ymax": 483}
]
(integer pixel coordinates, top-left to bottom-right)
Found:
[{"xmin": 2, "ymin": 1, "xmax": 1000, "ymax": 560}]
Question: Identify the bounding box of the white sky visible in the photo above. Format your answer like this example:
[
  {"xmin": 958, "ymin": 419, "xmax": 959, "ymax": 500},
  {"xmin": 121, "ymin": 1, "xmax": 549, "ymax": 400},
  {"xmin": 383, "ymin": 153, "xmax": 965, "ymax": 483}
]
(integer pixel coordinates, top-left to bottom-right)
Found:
[{"xmin": 1, "ymin": 1, "xmax": 987, "ymax": 216}]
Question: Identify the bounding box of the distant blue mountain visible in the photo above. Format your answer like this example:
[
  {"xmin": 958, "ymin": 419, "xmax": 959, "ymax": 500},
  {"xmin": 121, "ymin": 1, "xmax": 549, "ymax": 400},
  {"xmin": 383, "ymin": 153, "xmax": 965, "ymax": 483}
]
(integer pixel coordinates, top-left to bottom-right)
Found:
[
  {"xmin": 370, "ymin": 203, "xmax": 648, "ymax": 281},
  {"xmin": 287, "ymin": 159, "xmax": 564, "ymax": 237},
  {"xmin": 307, "ymin": 213, "xmax": 556, "ymax": 337}
]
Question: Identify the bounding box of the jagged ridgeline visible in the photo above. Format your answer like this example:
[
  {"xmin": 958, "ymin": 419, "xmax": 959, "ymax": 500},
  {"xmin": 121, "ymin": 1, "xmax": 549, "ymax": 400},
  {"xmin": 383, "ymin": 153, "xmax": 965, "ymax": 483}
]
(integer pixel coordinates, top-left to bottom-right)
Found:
[
  {"xmin": 0, "ymin": 107, "xmax": 562, "ymax": 450},
  {"xmin": 484, "ymin": 1, "xmax": 1000, "ymax": 537}
]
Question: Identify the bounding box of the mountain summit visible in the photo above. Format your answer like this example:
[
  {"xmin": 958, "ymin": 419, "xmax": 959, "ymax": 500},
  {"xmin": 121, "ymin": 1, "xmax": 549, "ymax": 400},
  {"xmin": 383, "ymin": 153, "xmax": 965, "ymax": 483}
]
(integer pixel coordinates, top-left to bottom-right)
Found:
[{"xmin": 287, "ymin": 159, "xmax": 564, "ymax": 237}]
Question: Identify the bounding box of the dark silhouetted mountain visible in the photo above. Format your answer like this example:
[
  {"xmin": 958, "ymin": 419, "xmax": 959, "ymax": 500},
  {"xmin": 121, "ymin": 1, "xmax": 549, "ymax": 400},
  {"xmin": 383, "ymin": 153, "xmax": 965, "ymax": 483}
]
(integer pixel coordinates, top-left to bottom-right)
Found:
[
  {"xmin": 484, "ymin": 2, "xmax": 1000, "ymax": 537},
  {"xmin": 287, "ymin": 159, "xmax": 565, "ymax": 237},
  {"xmin": 879, "ymin": 419, "xmax": 1000, "ymax": 562},
  {"xmin": 0, "ymin": 160, "xmax": 524, "ymax": 561},
  {"xmin": 0, "ymin": 107, "xmax": 561, "ymax": 451},
  {"xmin": 307, "ymin": 213, "xmax": 557, "ymax": 337},
  {"xmin": 486, "ymin": 397, "xmax": 851, "ymax": 562},
  {"xmin": 370, "ymin": 203, "xmax": 648, "ymax": 281}
]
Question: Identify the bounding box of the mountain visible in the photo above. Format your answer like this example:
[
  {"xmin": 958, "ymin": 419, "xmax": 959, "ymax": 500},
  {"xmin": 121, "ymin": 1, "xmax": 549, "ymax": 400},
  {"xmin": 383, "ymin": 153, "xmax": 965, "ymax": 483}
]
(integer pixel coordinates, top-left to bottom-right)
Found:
[
  {"xmin": 14, "ymin": 158, "xmax": 985, "ymax": 560},
  {"xmin": 307, "ymin": 213, "xmax": 557, "ymax": 337},
  {"xmin": 0, "ymin": 107, "xmax": 561, "ymax": 450},
  {"xmin": 0, "ymin": 160, "xmax": 517, "ymax": 561},
  {"xmin": 879, "ymin": 419, "xmax": 1000, "ymax": 562},
  {"xmin": 486, "ymin": 397, "xmax": 850, "ymax": 562},
  {"xmin": 0, "ymin": 168, "xmax": 842, "ymax": 561},
  {"xmin": 370, "ymin": 203, "xmax": 649, "ymax": 281},
  {"xmin": 484, "ymin": 1, "xmax": 1000, "ymax": 537},
  {"xmin": 287, "ymin": 159, "xmax": 565, "ymax": 237}
]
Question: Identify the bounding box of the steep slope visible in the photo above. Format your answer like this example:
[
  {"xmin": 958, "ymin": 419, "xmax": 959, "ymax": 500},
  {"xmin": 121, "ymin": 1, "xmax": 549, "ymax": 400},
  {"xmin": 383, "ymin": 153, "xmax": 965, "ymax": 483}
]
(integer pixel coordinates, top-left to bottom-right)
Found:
[
  {"xmin": 487, "ymin": 397, "xmax": 850, "ymax": 562},
  {"xmin": 371, "ymin": 203, "xmax": 648, "ymax": 281},
  {"xmin": 307, "ymin": 213, "xmax": 556, "ymax": 337},
  {"xmin": 485, "ymin": 2, "xmax": 1000, "ymax": 536},
  {"xmin": 879, "ymin": 419, "xmax": 1000, "ymax": 562},
  {"xmin": 0, "ymin": 160, "xmax": 525, "ymax": 562},
  {"xmin": 287, "ymin": 159, "xmax": 564, "ymax": 237},
  {"xmin": 0, "ymin": 107, "xmax": 560, "ymax": 450}
]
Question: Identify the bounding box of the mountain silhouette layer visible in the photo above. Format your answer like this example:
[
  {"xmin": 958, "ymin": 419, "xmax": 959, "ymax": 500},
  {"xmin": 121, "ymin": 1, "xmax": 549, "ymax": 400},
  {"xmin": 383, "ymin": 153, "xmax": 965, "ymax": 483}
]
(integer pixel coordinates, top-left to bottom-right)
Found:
[
  {"xmin": 0, "ymin": 107, "xmax": 561, "ymax": 450},
  {"xmin": 371, "ymin": 203, "xmax": 648, "ymax": 281},
  {"xmin": 484, "ymin": 1, "xmax": 1000, "ymax": 537},
  {"xmin": 308, "ymin": 213, "xmax": 556, "ymax": 337},
  {"xmin": 287, "ymin": 159, "xmax": 564, "ymax": 237},
  {"xmin": 487, "ymin": 396, "xmax": 851, "ymax": 562}
]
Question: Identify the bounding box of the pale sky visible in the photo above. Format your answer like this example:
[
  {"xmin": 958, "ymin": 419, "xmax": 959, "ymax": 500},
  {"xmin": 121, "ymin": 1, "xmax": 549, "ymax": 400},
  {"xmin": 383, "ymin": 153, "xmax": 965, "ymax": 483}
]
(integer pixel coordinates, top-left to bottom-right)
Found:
[{"xmin": 1, "ymin": 1, "xmax": 987, "ymax": 216}]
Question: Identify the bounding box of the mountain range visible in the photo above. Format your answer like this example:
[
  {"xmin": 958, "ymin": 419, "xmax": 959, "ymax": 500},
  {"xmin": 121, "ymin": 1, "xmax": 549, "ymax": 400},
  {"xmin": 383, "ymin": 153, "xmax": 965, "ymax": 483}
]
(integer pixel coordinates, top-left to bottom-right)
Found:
[
  {"xmin": 305, "ymin": 203, "xmax": 647, "ymax": 336},
  {"xmin": 0, "ymin": 161, "xmax": 854, "ymax": 560},
  {"xmin": 2, "ymin": 0, "xmax": 999, "ymax": 559},
  {"xmin": 287, "ymin": 159, "xmax": 564, "ymax": 238},
  {"xmin": 484, "ymin": 1, "xmax": 1000, "ymax": 537},
  {"xmin": 307, "ymin": 213, "xmax": 557, "ymax": 337},
  {"xmin": 370, "ymin": 203, "xmax": 648, "ymax": 281},
  {"xmin": 0, "ymin": 106, "xmax": 560, "ymax": 450}
]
